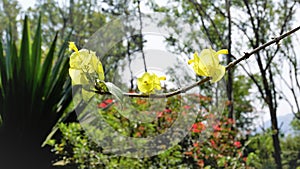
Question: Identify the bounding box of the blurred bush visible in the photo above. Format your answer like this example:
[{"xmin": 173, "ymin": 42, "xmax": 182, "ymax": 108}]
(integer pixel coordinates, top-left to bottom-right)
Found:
[{"xmin": 0, "ymin": 15, "xmax": 72, "ymax": 168}]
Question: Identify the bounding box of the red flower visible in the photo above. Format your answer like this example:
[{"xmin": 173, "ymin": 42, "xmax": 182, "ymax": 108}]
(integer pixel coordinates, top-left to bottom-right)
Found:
[
  {"xmin": 135, "ymin": 132, "xmax": 142, "ymax": 137},
  {"xmin": 192, "ymin": 123, "xmax": 198, "ymax": 129},
  {"xmin": 165, "ymin": 108, "xmax": 172, "ymax": 113},
  {"xmin": 184, "ymin": 151, "xmax": 193, "ymax": 156},
  {"xmin": 98, "ymin": 99, "xmax": 114, "ymax": 109},
  {"xmin": 136, "ymin": 99, "xmax": 147, "ymax": 105},
  {"xmin": 98, "ymin": 102, "xmax": 107, "ymax": 108},
  {"xmin": 183, "ymin": 105, "xmax": 191, "ymax": 109},
  {"xmin": 191, "ymin": 122, "xmax": 205, "ymax": 133},
  {"xmin": 157, "ymin": 112, "xmax": 164, "ymax": 118},
  {"xmin": 105, "ymin": 99, "xmax": 113, "ymax": 103},
  {"xmin": 234, "ymin": 141, "xmax": 241, "ymax": 148},
  {"xmin": 198, "ymin": 122, "xmax": 205, "ymax": 130},
  {"xmin": 213, "ymin": 124, "xmax": 221, "ymax": 131},
  {"xmin": 166, "ymin": 117, "xmax": 173, "ymax": 122},
  {"xmin": 210, "ymin": 139, "xmax": 216, "ymax": 148},
  {"xmin": 226, "ymin": 118, "xmax": 235, "ymax": 124}
]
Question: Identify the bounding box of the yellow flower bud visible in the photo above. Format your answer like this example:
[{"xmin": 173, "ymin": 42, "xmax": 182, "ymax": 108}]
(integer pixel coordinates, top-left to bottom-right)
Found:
[{"xmin": 69, "ymin": 42, "xmax": 79, "ymax": 53}]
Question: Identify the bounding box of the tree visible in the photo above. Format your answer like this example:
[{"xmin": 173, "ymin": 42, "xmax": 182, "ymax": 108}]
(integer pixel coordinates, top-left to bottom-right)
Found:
[
  {"xmin": 150, "ymin": 0, "xmax": 299, "ymax": 168},
  {"xmin": 27, "ymin": 0, "xmax": 106, "ymax": 46},
  {"xmin": 0, "ymin": 0, "xmax": 21, "ymax": 40}
]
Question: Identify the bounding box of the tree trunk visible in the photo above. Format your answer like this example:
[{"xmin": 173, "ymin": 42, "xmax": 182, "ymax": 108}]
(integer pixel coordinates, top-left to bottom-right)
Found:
[
  {"xmin": 269, "ymin": 104, "xmax": 282, "ymax": 169},
  {"xmin": 226, "ymin": 0, "xmax": 234, "ymax": 119}
]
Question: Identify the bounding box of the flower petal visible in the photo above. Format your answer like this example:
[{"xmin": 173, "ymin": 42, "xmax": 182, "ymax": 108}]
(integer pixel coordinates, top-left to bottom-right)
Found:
[
  {"xmin": 210, "ymin": 65, "xmax": 225, "ymax": 83},
  {"xmin": 200, "ymin": 49, "xmax": 218, "ymax": 66},
  {"xmin": 91, "ymin": 54, "xmax": 104, "ymax": 80},
  {"xmin": 69, "ymin": 69, "xmax": 89, "ymax": 85},
  {"xmin": 188, "ymin": 59, "xmax": 194, "ymax": 65},
  {"xmin": 153, "ymin": 74, "xmax": 162, "ymax": 90},
  {"xmin": 193, "ymin": 52, "xmax": 209, "ymax": 76},
  {"xmin": 216, "ymin": 49, "xmax": 229, "ymax": 55}
]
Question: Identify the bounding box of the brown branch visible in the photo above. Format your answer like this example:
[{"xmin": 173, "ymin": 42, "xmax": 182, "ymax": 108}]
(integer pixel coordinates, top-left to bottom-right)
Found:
[
  {"xmin": 95, "ymin": 25, "xmax": 300, "ymax": 98},
  {"xmin": 225, "ymin": 25, "xmax": 300, "ymax": 70},
  {"xmin": 95, "ymin": 77, "xmax": 211, "ymax": 98}
]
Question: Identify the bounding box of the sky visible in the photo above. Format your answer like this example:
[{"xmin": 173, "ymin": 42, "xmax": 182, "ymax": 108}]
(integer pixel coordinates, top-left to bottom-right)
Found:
[{"xmin": 18, "ymin": 0, "xmax": 35, "ymax": 9}]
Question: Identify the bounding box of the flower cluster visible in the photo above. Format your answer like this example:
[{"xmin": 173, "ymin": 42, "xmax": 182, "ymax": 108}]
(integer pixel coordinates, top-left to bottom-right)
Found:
[
  {"xmin": 191, "ymin": 122, "xmax": 206, "ymax": 133},
  {"xmin": 68, "ymin": 43, "xmax": 227, "ymax": 94},
  {"xmin": 185, "ymin": 116, "xmax": 246, "ymax": 168}
]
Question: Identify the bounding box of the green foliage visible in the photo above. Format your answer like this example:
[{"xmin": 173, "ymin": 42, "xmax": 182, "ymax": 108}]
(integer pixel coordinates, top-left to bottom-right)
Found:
[
  {"xmin": 291, "ymin": 118, "xmax": 300, "ymax": 131},
  {"xmin": 246, "ymin": 129, "xmax": 300, "ymax": 169},
  {"xmin": 27, "ymin": 0, "xmax": 107, "ymax": 46},
  {"xmin": 246, "ymin": 132, "xmax": 276, "ymax": 169},
  {"xmin": 281, "ymin": 134, "xmax": 300, "ymax": 169},
  {"xmin": 1, "ymin": 1, "xmax": 297, "ymax": 168},
  {"xmin": 0, "ymin": 0, "xmax": 21, "ymax": 40},
  {"xmin": 232, "ymin": 75, "xmax": 255, "ymax": 130},
  {"xmin": 51, "ymin": 122, "xmax": 189, "ymax": 168},
  {"xmin": 0, "ymin": 15, "xmax": 72, "ymax": 167},
  {"xmin": 0, "ymin": 15, "xmax": 71, "ymax": 133},
  {"xmin": 49, "ymin": 93, "xmax": 250, "ymax": 168}
]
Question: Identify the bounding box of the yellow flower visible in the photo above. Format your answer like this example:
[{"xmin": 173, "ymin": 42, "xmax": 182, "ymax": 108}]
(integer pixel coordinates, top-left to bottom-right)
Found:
[
  {"xmin": 68, "ymin": 42, "xmax": 105, "ymax": 102},
  {"xmin": 68, "ymin": 42, "xmax": 104, "ymax": 85},
  {"xmin": 137, "ymin": 72, "xmax": 166, "ymax": 94},
  {"xmin": 188, "ymin": 48, "xmax": 228, "ymax": 83}
]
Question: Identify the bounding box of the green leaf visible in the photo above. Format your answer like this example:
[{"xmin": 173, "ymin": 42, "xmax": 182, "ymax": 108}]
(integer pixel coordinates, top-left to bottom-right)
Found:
[
  {"xmin": 217, "ymin": 157, "xmax": 226, "ymax": 167},
  {"xmin": 0, "ymin": 15, "xmax": 73, "ymax": 152},
  {"xmin": 105, "ymin": 82, "xmax": 124, "ymax": 104},
  {"xmin": 0, "ymin": 38, "xmax": 5, "ymax": 97},
  {"xmin": 31, "ymin": 16, "xmax": 42, "ymax": 88},
  {"xmin": 39, "ymin": 32, "xmax": 58, "ymax": 94},
  {"xmin": 20, "ymin": 15, "xmax": 31, "ymax": 84}
]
